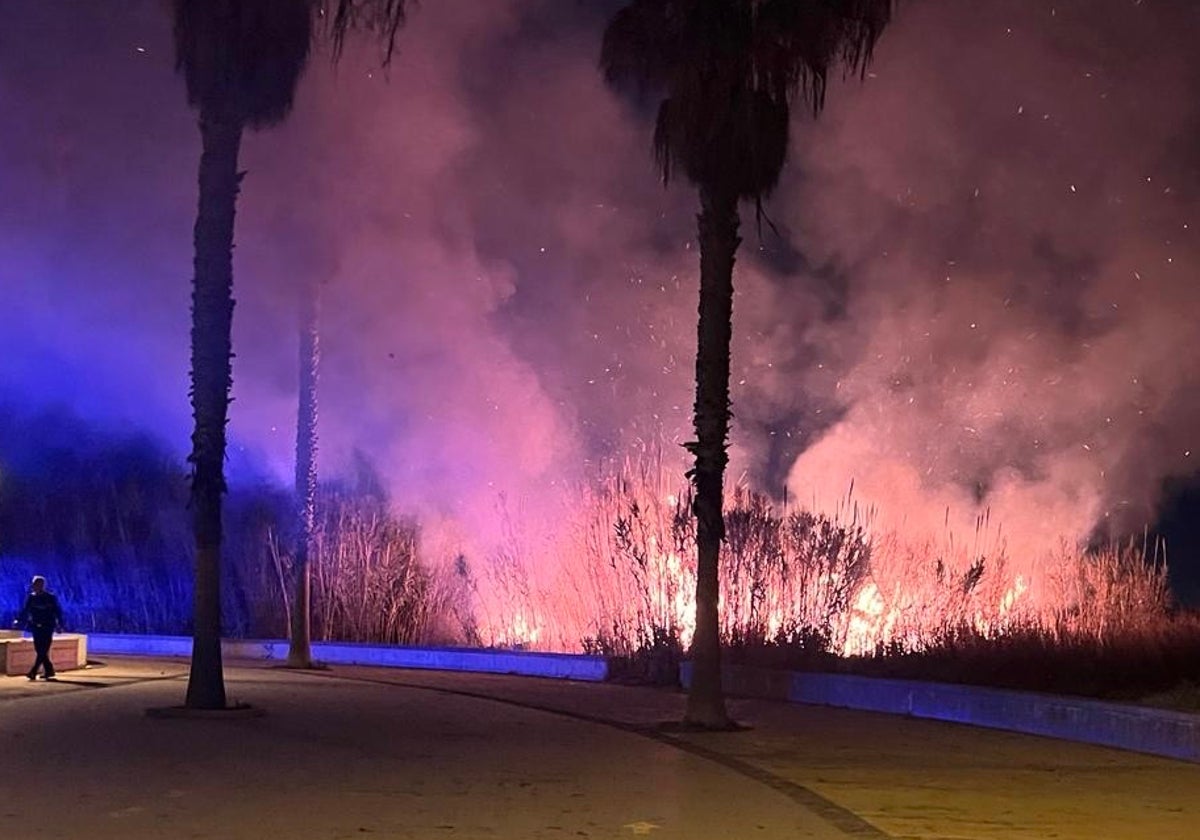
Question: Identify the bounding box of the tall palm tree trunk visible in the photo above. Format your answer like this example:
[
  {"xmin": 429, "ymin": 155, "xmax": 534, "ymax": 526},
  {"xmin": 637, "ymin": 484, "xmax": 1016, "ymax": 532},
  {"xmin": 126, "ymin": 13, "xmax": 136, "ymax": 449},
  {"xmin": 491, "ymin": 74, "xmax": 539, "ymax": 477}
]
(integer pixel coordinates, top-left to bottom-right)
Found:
[
  {"xmin": 288, "ymin": 282, "xmax": 320, "ymax": 668},
  {"xmin": 185, "ymin": 112, "xmax": 243, "ymax": 710},
  {"xmin": 684, "ymin": 184, "xmax": 739, "ymax": 729}
]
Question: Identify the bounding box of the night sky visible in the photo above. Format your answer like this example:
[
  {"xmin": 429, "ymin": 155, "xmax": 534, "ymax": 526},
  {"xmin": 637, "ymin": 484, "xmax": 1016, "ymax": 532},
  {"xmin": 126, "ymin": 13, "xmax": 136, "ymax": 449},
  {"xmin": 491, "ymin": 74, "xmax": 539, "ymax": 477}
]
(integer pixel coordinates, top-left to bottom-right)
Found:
[{"xmin": 2, "ymin": 1, "xmax": 1199, "ymax": 600}]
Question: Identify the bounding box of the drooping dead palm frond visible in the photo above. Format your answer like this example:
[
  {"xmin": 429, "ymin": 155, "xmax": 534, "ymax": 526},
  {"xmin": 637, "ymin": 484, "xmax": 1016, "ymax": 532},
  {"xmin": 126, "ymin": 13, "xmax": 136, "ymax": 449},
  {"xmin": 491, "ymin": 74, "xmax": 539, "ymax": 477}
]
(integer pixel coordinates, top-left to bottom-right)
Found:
[
  {"xmin": 756, "ymin": 0, "xmax": 892, "ymax": 113},
  {"xmin": 600, "ymin": 1, "xmax": 682, "ymax": 96},
  {"xmin": 321, "ymin": 0, "xmax": 408, "ymax": 62},
  {"xmin": 173, "ymin": 1, "xmax": 409, "ymax": 129},
  {"xmin": 602, "ymin": 0, "xmax": 893, "ymax": 200},
  {"xmin": 173, "ymin": 0, "xmax": 313, "ymax": 128}
]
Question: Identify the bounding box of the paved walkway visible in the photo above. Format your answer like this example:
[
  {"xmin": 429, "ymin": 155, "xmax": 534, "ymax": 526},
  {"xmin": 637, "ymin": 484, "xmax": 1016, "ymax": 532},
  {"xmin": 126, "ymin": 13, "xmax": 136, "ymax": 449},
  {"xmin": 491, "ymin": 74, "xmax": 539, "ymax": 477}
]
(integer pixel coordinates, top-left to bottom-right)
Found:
[{"xmin": 2, "ymin": 658, "xmax": 1197, "ymax": 839}]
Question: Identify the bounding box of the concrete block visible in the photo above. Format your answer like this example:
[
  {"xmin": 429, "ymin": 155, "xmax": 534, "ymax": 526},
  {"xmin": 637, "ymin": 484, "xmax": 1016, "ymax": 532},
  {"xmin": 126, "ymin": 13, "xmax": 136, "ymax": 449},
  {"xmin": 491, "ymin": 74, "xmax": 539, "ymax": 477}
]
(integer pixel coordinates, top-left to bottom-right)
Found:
[{"xmin": 0, "ymin": 633, "xmax": 87, "ymax": 676}]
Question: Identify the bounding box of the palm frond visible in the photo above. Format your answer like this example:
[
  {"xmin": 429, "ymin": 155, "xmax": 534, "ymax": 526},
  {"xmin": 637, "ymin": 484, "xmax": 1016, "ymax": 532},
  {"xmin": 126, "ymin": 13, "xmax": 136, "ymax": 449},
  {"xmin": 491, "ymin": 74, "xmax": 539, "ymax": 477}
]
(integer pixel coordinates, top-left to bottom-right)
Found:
[
  {"xmin": 173, "ymin": 0, "xmax": 312, "ymax": 128},
  {"xmin": 602, "ymin": 0, "xmax": 894, "ymax": 200},
  {"xmin": 834, "ymin": 0, "xmax": 893, "ymax": 76},
  {"xmin": 321, "ymin": 0, "xmax": 408, "ymax": 63},
  {"xmin": 600, "ymin": 0, "xmax": 683, "ymax": 94},
  {"xmin": 173, "ymin": 0, "xmax": 412, "ymax": 125},
  {"xmin": 759, "ymin": 0, "xmax": 893, "ymax": 115}
]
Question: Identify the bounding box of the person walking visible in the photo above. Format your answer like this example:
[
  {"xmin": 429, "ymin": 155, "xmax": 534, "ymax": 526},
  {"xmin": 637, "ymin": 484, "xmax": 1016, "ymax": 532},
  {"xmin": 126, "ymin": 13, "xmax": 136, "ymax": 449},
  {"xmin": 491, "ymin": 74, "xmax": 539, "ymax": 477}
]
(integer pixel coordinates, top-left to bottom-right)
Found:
[{"xmin": 15, "ymin": 576, "xmax": 63, "ymax": 680}]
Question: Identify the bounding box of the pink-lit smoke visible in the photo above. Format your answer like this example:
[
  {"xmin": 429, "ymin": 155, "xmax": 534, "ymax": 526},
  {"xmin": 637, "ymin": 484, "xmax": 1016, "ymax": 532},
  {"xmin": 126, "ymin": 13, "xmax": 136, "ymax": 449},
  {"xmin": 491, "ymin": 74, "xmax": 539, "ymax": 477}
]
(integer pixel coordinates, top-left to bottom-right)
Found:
[
  {"xmin": 1, "ymin": 0, "xmax": 1198, "ymax": 590},
  {"xmin": 773, "ymin": 0, "xmax": 1200, "ymax": 572}
]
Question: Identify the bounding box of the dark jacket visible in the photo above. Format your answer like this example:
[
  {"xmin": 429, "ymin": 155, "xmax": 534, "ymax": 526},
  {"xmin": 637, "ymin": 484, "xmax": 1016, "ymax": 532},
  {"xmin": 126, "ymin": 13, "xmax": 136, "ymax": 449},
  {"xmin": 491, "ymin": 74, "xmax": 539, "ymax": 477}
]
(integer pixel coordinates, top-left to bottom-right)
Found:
[{"xmin": 18, "ymin": 591, "xmax": 63, "ymax": 632}]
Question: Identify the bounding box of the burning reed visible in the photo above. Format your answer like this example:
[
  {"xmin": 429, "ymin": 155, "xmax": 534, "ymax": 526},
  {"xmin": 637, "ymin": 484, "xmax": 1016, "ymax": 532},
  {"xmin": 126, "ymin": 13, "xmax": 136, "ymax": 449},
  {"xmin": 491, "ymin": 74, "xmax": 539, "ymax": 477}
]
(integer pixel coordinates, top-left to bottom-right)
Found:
[{"xmin": 474, "ymin": 453, "xmax": 1178, "ymax": 672}]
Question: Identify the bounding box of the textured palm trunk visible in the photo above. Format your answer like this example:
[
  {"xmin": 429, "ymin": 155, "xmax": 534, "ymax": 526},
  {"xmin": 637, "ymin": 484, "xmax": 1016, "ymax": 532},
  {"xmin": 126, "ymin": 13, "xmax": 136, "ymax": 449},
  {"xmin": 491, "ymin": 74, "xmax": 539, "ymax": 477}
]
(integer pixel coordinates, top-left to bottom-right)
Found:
[
  {"xmin": 684, "ymin": 184, "xmax": 738, "ymax": 729},
  {"xmin": 185, "ymin": 113, "xmax": 243, "ymax": 710},
  {"xmin": 288, "ymin": 282, "xmax": 320, "ymax": 668}
]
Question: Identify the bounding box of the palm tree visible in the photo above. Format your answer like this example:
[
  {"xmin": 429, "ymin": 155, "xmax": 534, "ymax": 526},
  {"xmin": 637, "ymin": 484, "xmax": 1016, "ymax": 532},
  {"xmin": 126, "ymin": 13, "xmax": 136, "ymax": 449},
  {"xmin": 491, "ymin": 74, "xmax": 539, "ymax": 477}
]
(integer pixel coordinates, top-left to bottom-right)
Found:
[
  {"xmin": 602, "ymin": 0, "xmax": 892, "ymax": 728},
  {"xmin": 287, "ymin": 279, "xmax": 321, "ymax": 668},
  {"xmin": 173, "ymin": 0, "xmax": 405, "ymax": 710}
]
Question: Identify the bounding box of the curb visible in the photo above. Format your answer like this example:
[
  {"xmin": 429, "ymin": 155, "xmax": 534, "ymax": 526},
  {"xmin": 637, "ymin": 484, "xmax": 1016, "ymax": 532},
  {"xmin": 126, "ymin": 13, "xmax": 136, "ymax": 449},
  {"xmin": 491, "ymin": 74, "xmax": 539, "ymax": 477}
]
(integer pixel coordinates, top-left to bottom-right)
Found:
[
  {"xmin": 85, "ymin": 634, "xmax": 608, "ymax": 682},
  {"xmin": 680, "ymin": 662, "xmax": 1200, "ymax": 764}
]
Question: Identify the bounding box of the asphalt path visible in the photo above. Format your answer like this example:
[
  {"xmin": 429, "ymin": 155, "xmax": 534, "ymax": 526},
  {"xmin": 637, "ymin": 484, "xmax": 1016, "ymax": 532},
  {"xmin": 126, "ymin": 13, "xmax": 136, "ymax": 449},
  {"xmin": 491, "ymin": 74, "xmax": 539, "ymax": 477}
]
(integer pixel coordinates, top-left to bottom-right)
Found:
[{"xmin": 1, "ymin": 658, "xmax": 1197, "ymax": 839}]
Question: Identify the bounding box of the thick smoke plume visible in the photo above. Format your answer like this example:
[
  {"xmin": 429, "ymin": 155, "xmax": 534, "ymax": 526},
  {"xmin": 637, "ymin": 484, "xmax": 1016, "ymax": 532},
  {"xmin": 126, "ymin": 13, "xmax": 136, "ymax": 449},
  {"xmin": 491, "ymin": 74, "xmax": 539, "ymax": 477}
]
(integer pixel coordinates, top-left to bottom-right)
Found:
[
  {"xmin": 2, "ymin": 1, "xmax": 1198, "ymax": 590},
  {"xmin": 774, "ymin": 0, "xmax": 1200, "ymax": 577}
]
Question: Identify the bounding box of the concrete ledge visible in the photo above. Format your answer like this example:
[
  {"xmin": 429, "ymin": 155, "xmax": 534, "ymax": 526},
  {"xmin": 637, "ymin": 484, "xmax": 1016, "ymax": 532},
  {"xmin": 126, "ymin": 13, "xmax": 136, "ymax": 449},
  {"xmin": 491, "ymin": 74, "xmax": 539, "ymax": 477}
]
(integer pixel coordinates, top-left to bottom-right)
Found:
[
  {"xmin": 0, "ymin": 633, "xmax": 88, "ymax": 676},
  {"xmin": 680, "ymin": 662, "xmax": 1200, "ymax": 764},
  {"xmin": 86, "ymin": 634, "xmax": 608, "ymax": 682}
]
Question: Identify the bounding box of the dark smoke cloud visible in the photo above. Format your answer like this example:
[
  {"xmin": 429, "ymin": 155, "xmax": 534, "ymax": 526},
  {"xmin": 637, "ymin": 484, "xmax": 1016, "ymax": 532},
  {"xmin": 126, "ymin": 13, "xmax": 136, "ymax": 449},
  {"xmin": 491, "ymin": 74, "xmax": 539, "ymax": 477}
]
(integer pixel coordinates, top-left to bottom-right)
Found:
[{"xmin": 2, "ymin": 1, "xmax": 1199, "ymax": 581}]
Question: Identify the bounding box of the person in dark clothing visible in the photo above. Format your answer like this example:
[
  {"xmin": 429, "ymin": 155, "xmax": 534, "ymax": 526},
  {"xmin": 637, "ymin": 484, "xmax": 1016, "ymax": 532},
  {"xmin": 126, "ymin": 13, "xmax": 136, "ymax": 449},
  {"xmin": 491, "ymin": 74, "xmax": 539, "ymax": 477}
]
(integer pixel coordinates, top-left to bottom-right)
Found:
[{"xmin": 14, "ymin": 576, "xmax": 63, "ymax": 680}]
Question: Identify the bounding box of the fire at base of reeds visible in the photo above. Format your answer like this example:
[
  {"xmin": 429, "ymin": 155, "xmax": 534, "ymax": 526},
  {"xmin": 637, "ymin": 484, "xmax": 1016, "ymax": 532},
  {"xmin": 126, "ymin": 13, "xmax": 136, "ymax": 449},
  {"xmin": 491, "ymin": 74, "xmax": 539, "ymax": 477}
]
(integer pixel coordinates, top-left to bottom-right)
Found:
[{"xmin": 465, "ymin": 452, "xmax": 1189, "ymax": 697}]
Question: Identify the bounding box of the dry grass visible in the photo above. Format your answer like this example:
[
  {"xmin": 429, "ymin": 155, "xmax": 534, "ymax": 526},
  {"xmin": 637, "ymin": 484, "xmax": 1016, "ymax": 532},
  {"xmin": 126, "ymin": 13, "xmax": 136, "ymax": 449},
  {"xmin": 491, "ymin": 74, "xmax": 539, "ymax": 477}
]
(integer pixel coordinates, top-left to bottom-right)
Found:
[
  {"xmin": 473, "ymin": 453, "xmax": 1197, "ymax": 700},
  {"xmin": 269, "ymin": 488, "xmax": 455, "ymax": 645}
]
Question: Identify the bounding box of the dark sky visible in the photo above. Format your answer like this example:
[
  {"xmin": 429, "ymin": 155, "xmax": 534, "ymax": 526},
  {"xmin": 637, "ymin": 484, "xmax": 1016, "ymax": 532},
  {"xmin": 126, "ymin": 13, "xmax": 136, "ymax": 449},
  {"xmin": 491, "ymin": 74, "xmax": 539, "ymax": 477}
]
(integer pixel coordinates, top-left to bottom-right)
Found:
[{"xmin": 2, "ymin": 1, "xmax": 1199, "ymax": 597}]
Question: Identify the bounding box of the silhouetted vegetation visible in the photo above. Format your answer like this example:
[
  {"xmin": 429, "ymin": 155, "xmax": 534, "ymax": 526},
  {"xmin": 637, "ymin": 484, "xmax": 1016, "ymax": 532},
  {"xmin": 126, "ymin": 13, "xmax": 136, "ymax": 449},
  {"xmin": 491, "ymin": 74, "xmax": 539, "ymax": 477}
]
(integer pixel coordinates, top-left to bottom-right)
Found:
[
  {"xmin": 268, "ymin": 481, "xmax": 464, "ymax": 645},
  {"xmin": 722, "ymin": 617, "xmax": 1200, "ymax": 705},
  {"xmin": 0, "ymin": 408, "xmax": 449, "ymax": 643}
]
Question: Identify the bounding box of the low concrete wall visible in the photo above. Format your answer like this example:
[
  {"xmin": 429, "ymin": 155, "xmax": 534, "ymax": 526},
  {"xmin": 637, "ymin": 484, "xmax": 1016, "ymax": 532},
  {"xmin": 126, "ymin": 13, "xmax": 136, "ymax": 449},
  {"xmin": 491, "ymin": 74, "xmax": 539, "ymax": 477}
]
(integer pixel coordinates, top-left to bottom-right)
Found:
[
  {"xmin": 680, "ymin": 662, "xmax": 1200, "ymax": 764},
  {"xmin": 86, "ymin": 634, "xmax": 608, "ymax": 682}
]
